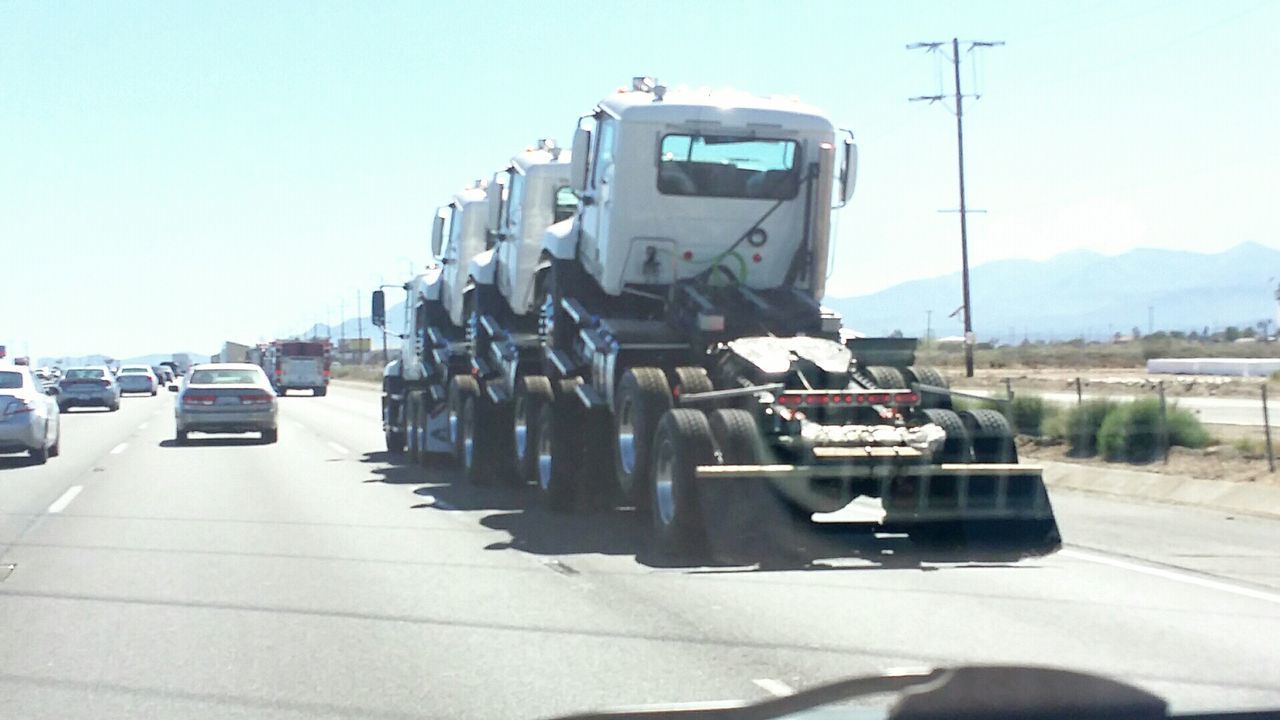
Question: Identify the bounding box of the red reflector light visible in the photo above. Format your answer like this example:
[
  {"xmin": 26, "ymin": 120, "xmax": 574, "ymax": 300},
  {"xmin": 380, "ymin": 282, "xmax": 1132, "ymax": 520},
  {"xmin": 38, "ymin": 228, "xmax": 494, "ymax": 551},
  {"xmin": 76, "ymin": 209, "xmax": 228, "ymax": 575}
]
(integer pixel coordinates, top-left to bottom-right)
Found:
[
  {"xmin": 894, "ymin": 392, "xmax": 920, "ymax": 405},
  {"xmin": 812, "ymin": 394, "xmax": 828, "ymax": 405},
  {"xmin": 865, "ymin": 393, "xmax": 890, "ymax": 405}
]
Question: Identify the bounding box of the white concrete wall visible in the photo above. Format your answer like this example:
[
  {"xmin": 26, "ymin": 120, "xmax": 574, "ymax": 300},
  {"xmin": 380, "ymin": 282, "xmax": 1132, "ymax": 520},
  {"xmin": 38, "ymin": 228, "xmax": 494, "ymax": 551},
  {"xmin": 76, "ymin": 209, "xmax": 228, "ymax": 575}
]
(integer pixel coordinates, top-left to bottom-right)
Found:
[{"xmin": 1146, "ymin": 358, "xmax": 1280, "ymax": 377}]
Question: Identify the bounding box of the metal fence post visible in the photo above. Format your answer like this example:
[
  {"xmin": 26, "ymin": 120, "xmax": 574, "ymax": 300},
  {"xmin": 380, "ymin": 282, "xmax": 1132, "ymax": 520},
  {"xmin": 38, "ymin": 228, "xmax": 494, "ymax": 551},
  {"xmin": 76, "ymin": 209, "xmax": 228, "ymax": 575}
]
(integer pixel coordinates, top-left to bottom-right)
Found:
[
  {"xmin": 1158, "ymin": 381, "xmax": 1169, "ymax": 465},
  {"xmin": 1075, "ymin": 377, "xmax": 1083, "ymax": 405},
  {"xmin": 1264, "ymin": 384, "xmax": 1275, "ymax": 473}
]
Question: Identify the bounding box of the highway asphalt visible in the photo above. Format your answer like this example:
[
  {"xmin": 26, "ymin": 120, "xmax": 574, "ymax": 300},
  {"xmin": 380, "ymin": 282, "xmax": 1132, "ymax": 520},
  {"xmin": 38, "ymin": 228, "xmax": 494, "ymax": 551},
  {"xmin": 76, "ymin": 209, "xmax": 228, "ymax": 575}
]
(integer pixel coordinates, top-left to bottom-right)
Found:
[{"xmin": 1, "ymin": 383, "xmax": 1278, "ymax": 718}]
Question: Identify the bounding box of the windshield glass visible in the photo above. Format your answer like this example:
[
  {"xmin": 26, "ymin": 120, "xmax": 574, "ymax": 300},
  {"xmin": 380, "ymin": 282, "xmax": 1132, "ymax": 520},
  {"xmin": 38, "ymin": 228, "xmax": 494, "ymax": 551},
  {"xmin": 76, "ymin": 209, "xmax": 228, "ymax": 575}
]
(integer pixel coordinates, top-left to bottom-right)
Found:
[
  {"xmin": 189, "ymin": 369, "xmax": 263, "ymax": 384},
  {"xmin": 658, "ymin": 134, "xmax": 800, "ymax": 199},
  {"xmin": 0, "ymin": 372, "xmax": 23, "ymax": 389},
  {"xmin": 119, "ymin": 367, "xmax": 148, "ymax": 374},
  {"xmin": 280, "ymin": 342, "xmax": 324, "ymax": 357},
  {"xmin": 64, "ymin": 368, "xmax": 105, "ymax": 379},
  {"xmin": 554, "ymin": 186, "xmax": 577, "ymax": 223}
]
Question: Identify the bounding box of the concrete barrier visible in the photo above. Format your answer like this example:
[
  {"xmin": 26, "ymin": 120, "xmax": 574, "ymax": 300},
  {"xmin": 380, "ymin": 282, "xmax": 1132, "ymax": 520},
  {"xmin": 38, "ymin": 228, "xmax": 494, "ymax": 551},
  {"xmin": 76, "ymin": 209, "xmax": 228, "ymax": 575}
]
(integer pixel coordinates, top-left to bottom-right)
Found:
[
  {"xmin": 1042, "ymin": 460, "xmax": 1280, "ymax": 519},
  {"xmin": 1147, "ymin": 357, "xmax": 1280, "ymax": 377}
]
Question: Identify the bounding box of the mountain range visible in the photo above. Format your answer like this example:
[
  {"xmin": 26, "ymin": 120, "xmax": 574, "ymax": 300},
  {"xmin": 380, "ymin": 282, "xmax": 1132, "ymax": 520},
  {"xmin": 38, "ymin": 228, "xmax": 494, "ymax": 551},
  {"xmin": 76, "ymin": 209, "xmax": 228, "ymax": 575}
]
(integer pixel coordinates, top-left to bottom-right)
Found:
[{"xmin": 823, "ymin": 242, "xmax": 1280, "ymax": 342}]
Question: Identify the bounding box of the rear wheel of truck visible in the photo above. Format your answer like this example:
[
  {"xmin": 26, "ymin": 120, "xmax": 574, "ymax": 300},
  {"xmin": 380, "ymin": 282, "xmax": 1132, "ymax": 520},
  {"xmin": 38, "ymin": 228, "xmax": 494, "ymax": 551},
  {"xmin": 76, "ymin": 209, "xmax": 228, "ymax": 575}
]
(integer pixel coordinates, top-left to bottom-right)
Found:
[
  {"xmin": 670, "ymin": 366, "xmax": 713, "ymax": 398},
  {"xmin": 612, "ymin": 367, "xmax": 672, "ymax": 508},
  {"xmin": 449, "ymin": 376, "xmax": 481, "ymax": 482},
  {"xmin": 959, "ymin": 408, "xmax": 1018, "ymax": 463},
  {"xmin": 537, "ymin": 378, "xmax": 584, "ymax": 511},
  {"xmin": 865, "ymin": 365, "xmax": 907, "ymax": 391},
  {"xmin": 515, "ymin": 376, "xmax": 554, "ymax": 486},
  {"xmin": 650, "ymin": 409, "xmax": 715, "ymax": 557},
  {"xmin": 905, "ymin": 365, "xmax": 951, "ymax": 409},
  {"xmin": 385, "ymin": 428, "xmax": 405, "ymax": 454},
  {"xmin": 921, "ymin": 408, "xmax": 974, "ymax": 463}
]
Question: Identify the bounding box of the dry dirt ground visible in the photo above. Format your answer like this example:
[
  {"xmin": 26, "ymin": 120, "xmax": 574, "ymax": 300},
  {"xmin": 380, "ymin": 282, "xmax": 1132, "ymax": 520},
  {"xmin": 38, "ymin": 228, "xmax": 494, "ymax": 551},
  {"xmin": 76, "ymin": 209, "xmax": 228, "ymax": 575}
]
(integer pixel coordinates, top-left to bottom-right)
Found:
[
  {"xmin": 951, "ymin": 367, "xmax": 1271, "ymax": 400},
  {"xmin": 1017, "ymin": 435, "xmax": 1280, "ymax": 486}
]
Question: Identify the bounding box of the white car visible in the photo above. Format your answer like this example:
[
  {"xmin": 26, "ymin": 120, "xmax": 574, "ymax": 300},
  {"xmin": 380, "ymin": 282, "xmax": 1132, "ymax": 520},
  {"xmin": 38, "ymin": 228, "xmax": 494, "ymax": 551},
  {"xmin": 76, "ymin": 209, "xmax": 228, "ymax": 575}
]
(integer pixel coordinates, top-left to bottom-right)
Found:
[
  {"xmin": 117, "ymin": 364, "xmax": 159, "ymax": 395},
  {"xmin": 0, "ymin": 363, "xmax": 62, "ymax": 463},
  {"xmin": 172, "ymin": 363, "xmax": 279, "ymax": 444}
]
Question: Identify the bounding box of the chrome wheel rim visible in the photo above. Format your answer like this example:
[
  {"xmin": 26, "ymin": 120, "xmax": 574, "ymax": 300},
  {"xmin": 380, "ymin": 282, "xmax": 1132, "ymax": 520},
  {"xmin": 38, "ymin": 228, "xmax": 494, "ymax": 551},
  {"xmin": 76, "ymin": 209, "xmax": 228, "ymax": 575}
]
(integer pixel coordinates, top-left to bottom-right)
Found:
[
  {"xmin": 617, "ymin": 397, "xmax": 636, "ymax": 477},
  {"xmin": 461, "ymin": 398, "xmax": 475, "ymax": 469},
  {"xmin": 654, "ymin": 438, "xmax": 677, "ymax": 526},
  {"xmin": 536, "ymin": 406, "xmax": 553, "ymax": 492},
  {"xmin": 514, "ymin": 396, "xmax": 529, "ymax": 460}
]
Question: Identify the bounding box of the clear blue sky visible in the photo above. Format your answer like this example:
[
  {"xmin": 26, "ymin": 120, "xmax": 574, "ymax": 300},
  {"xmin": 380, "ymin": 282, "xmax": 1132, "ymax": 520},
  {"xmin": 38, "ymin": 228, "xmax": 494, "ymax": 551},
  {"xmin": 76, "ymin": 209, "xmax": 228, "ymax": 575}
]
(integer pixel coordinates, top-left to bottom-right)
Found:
[{"xmin": 3, "ymin": 0, "xmax": 1277, "ymax": 359}]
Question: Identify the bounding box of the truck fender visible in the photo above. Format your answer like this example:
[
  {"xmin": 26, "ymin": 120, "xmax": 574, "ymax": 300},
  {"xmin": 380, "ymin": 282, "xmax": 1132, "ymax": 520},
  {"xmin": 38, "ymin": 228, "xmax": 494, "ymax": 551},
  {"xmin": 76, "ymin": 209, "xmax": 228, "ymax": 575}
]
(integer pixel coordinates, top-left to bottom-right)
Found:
[
  {"xmin": 541, "ymin": 218, "xmax": 578, "ymax": 260},
  {"xmin": 468, "ymin": 249, "xmax": 498, "ymax": 286}
]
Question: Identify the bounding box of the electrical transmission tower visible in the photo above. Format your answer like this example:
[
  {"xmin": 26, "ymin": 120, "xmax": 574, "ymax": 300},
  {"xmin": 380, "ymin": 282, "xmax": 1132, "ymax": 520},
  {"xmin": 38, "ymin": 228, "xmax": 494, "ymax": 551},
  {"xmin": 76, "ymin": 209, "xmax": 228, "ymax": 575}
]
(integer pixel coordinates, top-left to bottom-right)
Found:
[{"xmin": 909, "ymin": 38, "xmax": 1003, "ymax": 378}]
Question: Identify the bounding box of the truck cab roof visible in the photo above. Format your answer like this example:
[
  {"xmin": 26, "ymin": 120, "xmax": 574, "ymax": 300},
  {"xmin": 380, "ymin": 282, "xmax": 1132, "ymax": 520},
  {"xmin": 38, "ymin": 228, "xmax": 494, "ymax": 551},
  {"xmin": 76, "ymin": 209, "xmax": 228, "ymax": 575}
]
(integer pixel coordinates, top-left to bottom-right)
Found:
[{"xmin": 597, "ymin": 85, "xmax": 835, "ymax": 133}]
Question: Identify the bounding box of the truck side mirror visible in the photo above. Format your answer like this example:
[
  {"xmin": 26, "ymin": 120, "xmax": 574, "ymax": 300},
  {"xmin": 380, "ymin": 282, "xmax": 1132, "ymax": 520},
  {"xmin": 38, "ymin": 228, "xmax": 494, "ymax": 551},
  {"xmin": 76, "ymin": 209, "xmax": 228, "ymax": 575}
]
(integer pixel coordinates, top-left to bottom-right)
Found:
[
  {"xmin": 431, "ymin": 210, "xmax": 445, "ymax": 258},
  {"xmin": 569, "ymin": 128, "xmax": 592, "ymax": 194},
  {"xmin": 371, "ymin": 290, "xmax": 386, "ymax": 328},
  {"xmin": 839, "ymin": 131, "xmax": 857, "ymax": 206}
]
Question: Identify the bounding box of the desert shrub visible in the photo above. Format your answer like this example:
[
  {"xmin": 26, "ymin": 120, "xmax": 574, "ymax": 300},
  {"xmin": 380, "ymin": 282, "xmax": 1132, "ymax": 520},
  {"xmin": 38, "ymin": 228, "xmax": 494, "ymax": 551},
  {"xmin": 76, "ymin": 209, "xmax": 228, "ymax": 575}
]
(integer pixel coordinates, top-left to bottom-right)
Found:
[
  {"xmin": 1008, "ymin": 394, "xmax": 1056, "ymax": 436},
  {"xmin": 1063, "ymin": 399, "xmax": 1115, "ymax": 455}
]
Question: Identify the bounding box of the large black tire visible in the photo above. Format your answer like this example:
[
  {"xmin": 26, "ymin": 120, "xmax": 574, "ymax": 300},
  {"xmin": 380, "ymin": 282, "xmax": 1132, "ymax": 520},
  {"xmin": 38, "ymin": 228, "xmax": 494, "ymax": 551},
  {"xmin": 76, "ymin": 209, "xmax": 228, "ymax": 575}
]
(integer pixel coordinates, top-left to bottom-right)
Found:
[
  {"xmin": 670, "ymin": 366, "xmax": 714, "ymax": 397},
  {"xmin": 538, "ymin": 378, "xmax": 585, "ymax": 511},
  {"xmin": 386, "ymin": 430, "xmax": 405, "ymax": 453},
  {"xmin": 405, "ymin": 393, "xmax": 421, "ymax": 463},
  {"xmin": 650, "ymin": 409, "xmax": 715, "ymax": 557},
  {"xmin": 865, "ymin": 365, "xmax": 908, "ymax": 391},
  {"xmin": 906, "ymin": 365, "xmax": 952, "ymax": 410},
  {"xmin": 959, "ymin": 408, "xmax": 1018, "ymax": 463},
  {"xmin": 514, "ymin": 376, "xmax": 555, "ymax": 486},
  {"xmin": 175, "ymin": 429, "xmax": 189, "ymax": 445},
  {"xmin": 921, "ymin": 408, "xmax": 974, "ymax": 463},
  {"xmin": 612, "ymin": 367, "xmax": 672, "ymax": 507},
  {"xmin": 448, "ymin": 375, "xmax": 481, "ymax": 477}
]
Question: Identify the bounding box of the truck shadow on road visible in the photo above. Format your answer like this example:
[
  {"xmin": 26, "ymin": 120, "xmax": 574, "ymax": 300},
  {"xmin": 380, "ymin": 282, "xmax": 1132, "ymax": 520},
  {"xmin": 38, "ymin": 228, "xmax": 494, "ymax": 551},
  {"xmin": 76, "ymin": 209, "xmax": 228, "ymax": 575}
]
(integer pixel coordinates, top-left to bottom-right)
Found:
[
  {"xmin": 360, "ymin": 451, "xmax": 1050, "ymax": 571},
  {"xmin": 158, "ymin": 437, "xmax": 272, "ymax": 448}
]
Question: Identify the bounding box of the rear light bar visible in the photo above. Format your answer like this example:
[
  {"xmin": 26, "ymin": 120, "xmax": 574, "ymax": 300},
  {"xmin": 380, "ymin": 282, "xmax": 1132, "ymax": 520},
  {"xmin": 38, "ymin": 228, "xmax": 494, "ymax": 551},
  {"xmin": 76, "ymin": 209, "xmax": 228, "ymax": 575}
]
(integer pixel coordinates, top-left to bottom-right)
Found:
[
  {"xmin": 775, "ymin": 390, "xmax": 920, "ymax": 408},
  {"xmin": 183, "ymin": 395, "xmax": 216, "ymax": 406}
]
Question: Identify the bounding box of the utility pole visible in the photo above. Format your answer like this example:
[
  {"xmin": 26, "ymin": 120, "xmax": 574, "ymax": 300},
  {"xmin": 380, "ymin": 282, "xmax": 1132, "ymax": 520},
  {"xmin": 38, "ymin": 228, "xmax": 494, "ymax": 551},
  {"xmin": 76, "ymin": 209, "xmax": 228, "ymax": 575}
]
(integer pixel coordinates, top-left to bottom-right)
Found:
[
  {"xmin": 1148, "ymin": 305, "xmax": 1154, "ymax": 335},
  {"xmin": 926, "ymin": 309, "xmax": 933, "ymax": 343},
  {"xmin": 909, "ymin": 37, "xmax": 1003, "ymax": 378}
]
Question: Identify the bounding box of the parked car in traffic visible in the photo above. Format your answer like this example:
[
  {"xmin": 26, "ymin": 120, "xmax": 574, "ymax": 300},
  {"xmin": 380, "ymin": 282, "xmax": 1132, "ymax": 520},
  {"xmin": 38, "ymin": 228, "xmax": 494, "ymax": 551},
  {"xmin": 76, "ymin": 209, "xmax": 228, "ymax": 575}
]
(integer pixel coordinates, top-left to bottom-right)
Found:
[
  {"xmin": 117, "ymin": 364, "xmax": 159, "ymax": 395},
  {"xmin": 0, "ymin": 363, "xmax": 61, "ymax": 463},
  {"xmin": 171, "ymin": 363, "xmax": 278, "ymax": 444},
  {"xmin": 57, "ymin": 366, "xmax": 121, "ymax": 411}
]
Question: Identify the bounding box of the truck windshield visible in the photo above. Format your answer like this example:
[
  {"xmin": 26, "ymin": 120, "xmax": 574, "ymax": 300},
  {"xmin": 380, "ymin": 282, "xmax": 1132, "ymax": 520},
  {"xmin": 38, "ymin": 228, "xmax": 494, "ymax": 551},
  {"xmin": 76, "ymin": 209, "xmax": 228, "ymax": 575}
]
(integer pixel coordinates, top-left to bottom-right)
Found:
[{"xmin": 657, "ymin": 134, "xmax": 800, "ymax": 199}]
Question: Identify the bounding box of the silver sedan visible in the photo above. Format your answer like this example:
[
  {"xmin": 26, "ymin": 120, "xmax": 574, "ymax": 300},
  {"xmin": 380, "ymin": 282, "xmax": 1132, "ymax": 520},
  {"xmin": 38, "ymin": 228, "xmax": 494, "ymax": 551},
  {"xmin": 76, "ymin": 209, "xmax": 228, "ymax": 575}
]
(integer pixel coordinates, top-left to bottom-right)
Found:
[
  {"xmin": 117, "ymin": 364, "xmax": 159, "ymax": 396},
  {"xmin": 0, "ymin": 363, "xmax": 62, "ymax": 463},
  {"xmin": 172, "ymin": 363, "xmax": 279, "ymax": 444}
]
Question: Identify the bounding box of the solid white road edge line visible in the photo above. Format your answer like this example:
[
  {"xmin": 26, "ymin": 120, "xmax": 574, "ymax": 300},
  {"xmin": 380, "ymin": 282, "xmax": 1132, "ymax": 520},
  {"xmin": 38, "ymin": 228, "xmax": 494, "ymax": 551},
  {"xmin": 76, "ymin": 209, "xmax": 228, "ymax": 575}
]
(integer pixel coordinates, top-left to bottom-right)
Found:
[
  {"xmin": 109, "ymin": 442, "xmax": 128, "ymax": 455},
  {"xmin": 326, "ymin": 441, "xmax": 350, "ymax": 455},
  {"xmin": 47, "ymin": 486, "xmax": 83, "ymax": 514},
  {"xmin": 752, "ymin": 678, "xmax": 795, "ymax": 697},
  {"xmin": 1060, "ymin": 548, "xmax": 1280, "ymax": 606}
]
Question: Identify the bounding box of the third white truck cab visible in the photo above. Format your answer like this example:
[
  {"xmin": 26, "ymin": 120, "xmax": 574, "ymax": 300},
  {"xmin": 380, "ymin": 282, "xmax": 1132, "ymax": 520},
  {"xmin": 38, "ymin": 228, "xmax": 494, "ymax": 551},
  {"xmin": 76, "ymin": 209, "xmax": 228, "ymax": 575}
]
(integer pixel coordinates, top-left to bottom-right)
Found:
[{"xmin": 435, "ymin": 182, "xmax": 491, "ymax": 329}]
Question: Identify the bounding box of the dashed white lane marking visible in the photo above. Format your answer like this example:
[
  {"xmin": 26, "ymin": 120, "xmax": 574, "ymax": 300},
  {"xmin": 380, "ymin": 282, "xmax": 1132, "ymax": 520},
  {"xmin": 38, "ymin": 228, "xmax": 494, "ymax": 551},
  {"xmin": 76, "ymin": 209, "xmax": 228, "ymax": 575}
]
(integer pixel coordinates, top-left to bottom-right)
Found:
[
  {"xmin": 138, "ymin": 422, "xmax": 149, "ymax": 430},
  {"xmin": 752, "ymin": 678, "xmax": 795, "ymax": 697},
  {"xmin": 1061, "ymin": 548, "xmax": 1280, "ymax": 606},
  {"xmin": 326, "ymin": 441, "xmax": 350, "ymax": 455},
  {"xmin": 109, "ymin": 442, "xmax": 128, "ymax": 455},
  {"xmin": 47, "ymin": 486, "xmax": 83, "ymax": 514}
]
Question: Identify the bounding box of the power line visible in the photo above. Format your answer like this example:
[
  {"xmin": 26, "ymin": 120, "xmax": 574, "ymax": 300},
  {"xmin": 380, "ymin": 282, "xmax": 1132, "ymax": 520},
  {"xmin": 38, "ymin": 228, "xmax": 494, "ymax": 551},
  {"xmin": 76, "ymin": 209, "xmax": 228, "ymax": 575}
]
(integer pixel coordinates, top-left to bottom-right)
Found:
[{"xmin": 909, "ymin": 38, "xmax": 1004, "ymax": 379}]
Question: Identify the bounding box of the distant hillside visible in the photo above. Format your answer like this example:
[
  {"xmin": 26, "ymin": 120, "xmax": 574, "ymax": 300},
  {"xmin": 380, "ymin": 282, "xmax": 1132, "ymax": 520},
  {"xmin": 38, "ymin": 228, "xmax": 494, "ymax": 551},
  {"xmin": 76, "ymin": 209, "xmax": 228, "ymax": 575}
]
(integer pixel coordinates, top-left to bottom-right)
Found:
[
  {"xmin": 35, "ymin": 352, "xmax": 211, "ymax": 368},
  {"xmin": 824, "ymin": 242, "xmax": 1280, "ymax": 341}
]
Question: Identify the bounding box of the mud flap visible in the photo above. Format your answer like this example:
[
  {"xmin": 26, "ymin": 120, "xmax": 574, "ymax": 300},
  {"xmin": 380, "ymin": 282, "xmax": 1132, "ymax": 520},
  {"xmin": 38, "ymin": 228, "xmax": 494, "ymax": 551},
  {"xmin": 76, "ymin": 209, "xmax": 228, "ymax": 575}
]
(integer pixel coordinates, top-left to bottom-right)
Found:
[
  {"xmin": 696, "ymin": 478, "xmax": 811, "ymax": 566},
  {"xmin": 424, "ymin": 400, "xmax": 453, "ymax": 454},
  {"xmin": 883, "ymin": 471, "xmax": 1061, "ymax": 557}
]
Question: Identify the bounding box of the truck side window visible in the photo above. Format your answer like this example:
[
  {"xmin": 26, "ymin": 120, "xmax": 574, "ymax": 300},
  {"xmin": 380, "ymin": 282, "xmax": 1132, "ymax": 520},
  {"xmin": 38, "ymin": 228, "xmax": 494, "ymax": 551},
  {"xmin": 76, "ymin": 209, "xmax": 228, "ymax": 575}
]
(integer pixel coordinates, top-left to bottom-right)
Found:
[
  {"xmin": 592, "ymin": 118, "xmax": 616, "ymax": 188},
  {"xmin": 506, "ymin": 172, "xmax": 525, "ymax": 234},
  {"xmin": 553, "ymin": 186, "xmax": 578, "ymax": 223}
]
